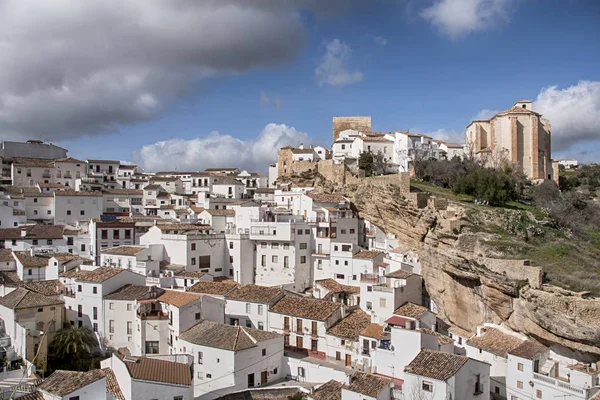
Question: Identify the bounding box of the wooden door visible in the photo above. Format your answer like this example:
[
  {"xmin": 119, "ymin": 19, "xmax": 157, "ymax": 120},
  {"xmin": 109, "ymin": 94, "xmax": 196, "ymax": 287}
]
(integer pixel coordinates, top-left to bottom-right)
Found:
[
  {"xmin": 296, "ymin": 336, "xmax": 303, "ymax": 349},
  {"xmin": 261, "ymin": 371, "xmax": 268, "ymax": 385},
  {"xmin": 345, "ymin": 354, "xmax": 352, "ymax": 367}
]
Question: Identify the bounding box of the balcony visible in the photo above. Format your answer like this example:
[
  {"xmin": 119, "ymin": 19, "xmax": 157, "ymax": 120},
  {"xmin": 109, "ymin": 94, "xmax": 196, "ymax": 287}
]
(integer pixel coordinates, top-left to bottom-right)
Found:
[
  {"xmin": 249, "ymin": 222, "xmax": 294, "ymax": 241},
  {"xmin": 372, "ymin": 284, "xmax": 394, "ymax": 293},
  {"xmin": 360, "ymin": 273, "xmax": 380, "ymax": 283},
  {"xmin": 42, "ymin": 173, "xmax": 51, "ymax": 178},
  {"xmin": 532, "ymin": 373, "xmax": 590, "ymax": 396}
]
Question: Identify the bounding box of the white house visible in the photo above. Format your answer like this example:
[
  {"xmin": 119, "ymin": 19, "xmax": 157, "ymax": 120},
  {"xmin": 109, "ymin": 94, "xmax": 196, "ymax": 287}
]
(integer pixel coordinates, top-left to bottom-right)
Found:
[
  {"xmin": 100, "ymin": 245, "xmax": 163, "ymax": 278},
  {"xmin": 53, "ymin": 190, "xmax": 104, "ymax": 226},
  {"xmin": 403, "ymin": 349, "xmax": 491, "ymax": 400},
  {"xmin": 0, "ymin": 224, "xmax": 66, "ymax": 252},
  {"xmin": 90, "ymin": 219, "xmax": 138, "ymax": 264},
  {"xmin": 212, "ymin": 176, "xmax": 245, "ymax": 199},
  {"xmin": 101, "ymin": 353, "xmax": 194, "ymax": 400},
  {"xmin": 179, "ymin": 320, "xmax": 284, "ymax": 399},
  {"xmin": 34, "ymin": 369, "xmax": 109, "ymax": 400},
  {"xmin": 325, "ymin": 309, "xmax": 372, "ymax": 368},
  {"xmin": 269, "ymin": 295, "xmax": 343, "ymax": 359},
  {"xmin": 224, "ymin": 284, "xmax": 284, "ymax": 330}
]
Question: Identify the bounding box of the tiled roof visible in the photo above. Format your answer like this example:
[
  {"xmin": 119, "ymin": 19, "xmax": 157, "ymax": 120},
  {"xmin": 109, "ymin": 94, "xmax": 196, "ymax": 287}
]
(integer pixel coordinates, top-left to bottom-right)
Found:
[
  {"xmin": 104, "ymin": 284, "xmax": 162, "ymax": 301},
  {"xmin": 179, "ymin": 320, "xmax": 281, "ymax": 351},
  {"xmin": 175, "ymin": 271, "xmax": 207, "ymax": 279},
  {"xmin": 311, "ymin": 380, "xmax": 343, "ymax": 400},
  {"xmin": 255, "ymin": 188, "xmax": 275, "ymax": 194},
  {"xmin": 0, "ymin": 224, "xmax": 65, "ymax": 240},
  {"xmin": 143, "ymin": 184, "xmax": 163, "ymax": 190},
  {"xmin": 12, "ymin": 157, "xmax": 54, "ymax": 167},
  {"xmin": 466, "ymin": 327, "xmax": 524, "ymax": 358},
  {"xmin": 38, "ymin": 369, "xmax": 105, "ymax": 396},
  {"xmin": 102, "ymin": 189, "xmax": 143, "ymax": 195},
  {"xmin": 226, "ymin": 284, "xmax": 284, "ymax": 303},
  {"xmin": 307, "ymin": 192, "xmax": 347, "ymax": 203},
  {"xmin": 0, "ymin": 249, "xmax": 14, "ymax": 263},
  {"xmin": 360, "ymin": 136, "xmax": 393, "ymax": 142},
  {"xmin": 291, "ymin": 148, "xmax": 315, "ymax": 154},
  {"xmin": 394, "ymin": 302, "xmax": 430, "ymax": 318},
  {"xmin": 385, "ymin": 269, "xmax": 415, "ymax": 279},
  {"xmin": 404, "ymin": 349, "xmax": 469, "ymax": 380},
  {"xmin": 448, "ymin": 325, "xmax": 474, "ymax": 338},
  {"xmin": 102, "ymin": 245, "xmax": 146, "ymax": 256},
  {"xmin": 0, "ymin": 287, "xmax": 63, "ymax": 309},
  {"xmin": 189, "ymin": 205, "xmax": 206, "ymax": 213},
  {"xmin": 420, "ymin": 328, "xmax": 454, "ymax": 345},
  {"xmin": 156, "ymin": 224, "xmax": 211, "ymax": 232},
  {"xmin": 347, "ymin": 372, "xmax": 391, "ymax": 397},
  {"xmin": 13, "ymin": 251, "xmax": 48, "ymax": 268},
  {"xmin": 360, "ymin": 323, "xmax": 384, "ymax": 339},
  {"xmin": 188, "ymin": 280, "xmax": 238, "ymax": 295},
  {"xmin": 122, "ymin": 356, "xmax": 191, "ymax": 386},
  {"xmin": 271, "ymin": 295, "xmax": 341, "ymax": 321},
  {"xmin": 54, "ymin": 190, "xmax": 103, "ymax": 197},
  {"xmin": 60, "ymin": 267, "xmax": 125, "ymax": 283},
  {"xmin": 38, "ymin": 183, "xmax": 65, "ymax": 188},
  {"xmin": 50, "ymin": 253, "xmax": 84, "ymax": 262},
  {"xmin": 327, "ymin": 309, "xmax": 371, "ymax": 340},
  {"xmin": 102, "ymin": 368, "xmax": 125, "ymax": 400},
  {"xmin": 213, "ymin": 176, "xmax": 244, "ymax": 186},
  {"xmin": 508, "ymin": 340, "xmax": 547, "ymax": 360},
  {"xmin": 315, "ymin": 279, "xmax": 360, "ymax": 294},
  {"xmin": 443, "ymin": 142, "xmax": 464, "ymax": 148},
  {"xmin": 205, "ymin": 167, "xmax": 239, "ymax": 172},
  {"xmin": 22, "ymin": 280, "xmax": 63, "ymax": 296},
  {"xmin": 15, "ymin": 392, "xmax": 43, "ymax": 400},
  {"xmin": 157, "ymin": 290, "xmax": 203, "ymax": 307},
  {"xmin": 204, "ymin": 209, "xmax": 235, "ymax": 216},
  {"xmin": 150, "ymin": 176, "xmax": 178, "ymax": 182},
  {"xmin": 353, "ymin": 250, "xmax": 384, "ymax": 260},
  {"xmin": 0, "ymin": 271, "xmax": 22, "ymax": 285}
]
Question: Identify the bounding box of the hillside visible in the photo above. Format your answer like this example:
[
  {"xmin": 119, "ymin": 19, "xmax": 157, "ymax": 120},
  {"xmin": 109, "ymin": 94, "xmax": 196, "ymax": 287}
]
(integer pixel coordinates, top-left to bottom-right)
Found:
[{"xmin": 282, "ymin": 169, "xmax": 600, "ymax": 358}]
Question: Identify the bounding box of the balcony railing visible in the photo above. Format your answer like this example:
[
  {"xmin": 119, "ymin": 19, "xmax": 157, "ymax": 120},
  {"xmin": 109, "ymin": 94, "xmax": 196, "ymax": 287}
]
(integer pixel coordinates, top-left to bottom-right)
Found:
[
  {"xmin": 137, "ymin": 311, "xmax": 168, "ymax": 320},
  {"xmin": 42, "ymin": 173, "xmax": 51, "ymax": 178},
  {"xmin": 533, "ymin": 373, "xmax": 588, "ymax": 395},
  {"xmin": 360, "ymin": 273, "xmax": 380, "ymax": 283},
  {"xmin": 372, "ymin": 284, "xmax": 393, "ymax": 292}
]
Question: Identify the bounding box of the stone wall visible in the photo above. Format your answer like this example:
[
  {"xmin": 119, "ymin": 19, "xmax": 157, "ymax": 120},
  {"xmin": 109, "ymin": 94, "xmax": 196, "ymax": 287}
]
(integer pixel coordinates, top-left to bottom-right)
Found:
[
  {"xmin": 361, "ymin": 173, "xmax": 410, "ymax": 194},
  {"xmin": 332, "ymin": 116, "xmax": 371, "ymax": 142},
  {"xmin": 477, "ymin": 257, "xmax": 543, "ymax": 288}
]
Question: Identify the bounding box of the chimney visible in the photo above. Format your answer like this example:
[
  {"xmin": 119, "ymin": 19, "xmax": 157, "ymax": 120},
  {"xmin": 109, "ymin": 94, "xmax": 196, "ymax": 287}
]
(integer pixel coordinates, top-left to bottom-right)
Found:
[
  {"xmin": 299, "ymin": 143, "xmax": 304, "ymax": 150},
  {"xmin": 21, "ymin": 229, "xmax": 27, "ymax": 238},
  {"xmin": 29, "ymin": 248, "xmax": 35, "ymax": 257}
]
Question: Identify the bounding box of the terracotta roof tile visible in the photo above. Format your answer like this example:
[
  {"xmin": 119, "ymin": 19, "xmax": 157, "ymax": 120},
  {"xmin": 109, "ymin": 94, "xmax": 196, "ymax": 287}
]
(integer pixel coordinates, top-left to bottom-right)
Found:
[
  {"xmin": 158, "ymin": 290, "xmax": 203, "ymax": 307},
  {"xmin": 38, "ymin": 369, "xmax": 105, "ymax": 396},
  {"xmin": 87, "ymin": 159, "xmax": 119, "ymax": 164},
  {"xmin": 0, "ymin": 271, "xmax": 22, "ymax": 285},
  {"xmin": 60, "ymin": 266, "xmax": 125, "ymax": 283},
  {"xmin": 307, "ymin": 192, "xmax": 348, "ymax": 203},
  {"xmin": 226, "ymin": 284, "xmax": 284, "ymax": 303},
  {"xmin": 175, "ymin": 271, "xmax": 207, "ymax": 279},
  {"xmin": 22, "ymin": 280, "xmax": 63, "ymax": 296},
  {"xmin": 466, "ymin": 327, "xmax": 524, "ymax": 358},
  {"xmin": 102, "ymin": 368, "xmax": 124, "ymax": 400},
  {"xmin": 420, "ymin": 328, "xmax": 454, "ymax": 345},
  {"xmin": 271, "ymin": 295, "xmax": 341, "ymax": 321},
  {"xmin": 188, "ymin": 280, "xmax": 238, "ymax": 295},
  {"xmin": 327, "ymin": 310, "xmax": 371, "ymax": 340},
  {"xmin": 0, "ymin": 225, "xmax": 65, "ymax": 240},
  {"xmin": 102, "ymin": 189, "xmax": 143, "ymax": 195},
  {"xmin": 315, "ymin": 279, "xmax": 360, "ymax": 294},
  {"xmin": 0, "ymin": 249, "xmax": 14, "ymax": 263},
  {"xmin": 0, "ymin": 287, "xmax": 63, "ymax": 309},
  {"xmin": 122, "ymin": 356, "xmax": 191, "ymax": 386},
  {"xmin": 353, "ymin": 250, "xmax": 384, "ymax": 260},
  {"xmin": 404, "ymin": 349, "xmax": 469, "ymax": 380},
  {"xmin": 157, "ymin": 224, "xmax": 211, "ymax": 232},
  {"xmin": 180, "ymin": 320, "xmax": 281, "ymax": 351},
  {"xmin": 312, "ymin": 380, "xmax": 343, "ymax": 400},
  {"xmin": 38, "ymin": 183, "xmax": 65, "ymax": 188},
  {"xmin": 508, "ymin": 340, "xmax": 547, "ymax": 360},
  {"xmin": 394, "ymin": 302, "xmax": 430, "ymax": 318},
  {"xmin": 54, "ymin": 190, "xmax": 103, "ymax": 197},
  {"xmin": 204, "ymin": 209, "xmax": 235, "ymax": 216},
  {"xmin": 213, "ymin": 176, "xmax": 244, "ymax": 186},
  {"xmin": 360, "ymin": 323, "xmax": 384, "ymax": 339},
  {"xmin": 13, "ymin": 251, "xmax": 48, "ymax": 268},
  {"xmin": 347, "ymin": 372, "xmax": 391, "ymax": 397},
  {"xmin": 385, "ymin": 269, "xmax": 415, "ymax": 279},
  {"xmin": 104, "ymin": 284, "xmax": 163, "ymax": 301},
  {"xmin": 102, "ymin": 246, "xmax": 146, "ymax": 256},
  {"xmin": 12, "ymin": 157, "xmax": 54, "ymax": 167}
]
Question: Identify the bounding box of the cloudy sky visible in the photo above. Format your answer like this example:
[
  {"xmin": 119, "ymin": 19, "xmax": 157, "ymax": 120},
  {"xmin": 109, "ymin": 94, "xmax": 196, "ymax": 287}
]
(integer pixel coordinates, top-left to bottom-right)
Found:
[{"xmin": 1, "ymin": 0, "xmax": 599, "ymax": 171}]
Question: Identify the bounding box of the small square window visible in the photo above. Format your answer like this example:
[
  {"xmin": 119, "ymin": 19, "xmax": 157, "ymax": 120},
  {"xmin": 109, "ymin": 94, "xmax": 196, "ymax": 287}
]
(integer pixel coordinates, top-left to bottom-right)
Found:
[{"xmin": 262, "ymin": 349, "xmax": 266, "ymax": 356}]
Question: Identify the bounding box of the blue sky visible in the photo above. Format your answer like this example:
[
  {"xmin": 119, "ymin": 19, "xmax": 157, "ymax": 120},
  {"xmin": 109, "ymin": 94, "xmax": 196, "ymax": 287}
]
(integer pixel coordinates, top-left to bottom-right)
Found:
[{"xmin": 1, "ymin": 0, "xmax": 598, "ymax": 171}]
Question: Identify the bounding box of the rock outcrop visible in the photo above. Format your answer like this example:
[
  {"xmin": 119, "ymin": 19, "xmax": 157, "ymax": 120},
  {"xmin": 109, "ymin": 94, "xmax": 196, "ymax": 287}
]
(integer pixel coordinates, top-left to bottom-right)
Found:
[{"xmin": 287, "ymin": 172, "xmax": 600, "ymax": 358}]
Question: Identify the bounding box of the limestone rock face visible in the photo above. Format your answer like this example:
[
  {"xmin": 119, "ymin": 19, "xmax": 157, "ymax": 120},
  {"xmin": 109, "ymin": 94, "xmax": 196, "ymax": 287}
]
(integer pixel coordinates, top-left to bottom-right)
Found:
[{"xmin": 320, "ymin": 179, "xmax": 600, "ymax": 357}]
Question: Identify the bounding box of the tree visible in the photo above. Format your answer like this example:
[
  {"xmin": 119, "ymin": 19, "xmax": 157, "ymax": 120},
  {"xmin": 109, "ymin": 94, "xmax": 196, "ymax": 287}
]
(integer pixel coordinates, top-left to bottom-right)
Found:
[
  {"xmin": 50, "ymin": 326, "xmax": 98, "ymax": 371},
  {"xmin": 359, "ymin": 151, "xmax": 385, "ymax": 177}
]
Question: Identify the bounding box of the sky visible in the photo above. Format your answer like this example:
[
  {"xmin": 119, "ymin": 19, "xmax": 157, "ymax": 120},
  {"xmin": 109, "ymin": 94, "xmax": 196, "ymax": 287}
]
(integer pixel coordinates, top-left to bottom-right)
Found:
[{"xmin": 0, "ymin": 0, "xmax": 599, "ymax": 172}]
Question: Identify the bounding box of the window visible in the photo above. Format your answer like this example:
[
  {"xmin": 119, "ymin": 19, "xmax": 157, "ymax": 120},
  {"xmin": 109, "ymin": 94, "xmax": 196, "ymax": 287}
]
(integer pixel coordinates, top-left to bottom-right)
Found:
[
  {"xmin": 283, "ymin": 243, "xmax": 289, "ymax": 250},
  {"xmin": 195, "ymin": 312, "xmax": 201, "ymax": 320},
  {"xmin": 474, "ymin": 374, "xmax": 483, "ymax": 394},
  {"xmin": 77, "ymin": 285, "xmax": 82, "ymax": 292},
  {"xmin": 93, "ymin": 307, "xmax": 98, "ymax": 320},
  {"xmin": 258, "ymin": 322, "xmax": 264, "ymax": 330},
  {"xmin": 536, "ymin": 389, "xmax": 542, "ymax": 399},
  {"xmin": 379, "ymin": 298, "xmax": 387, "ymax": 308},
  {"xmin": 93, "ymin": 323, "xmax": 98, "ymax": 332},
  {"xmin": 304, "ymin": 229, "xmax": 310, "ymax": 234},
  {"xmin": 300, "ymin": 256, "xmax": 306, "ymax": 263},
  {"xmin": 198, "ymin": 351, "xmax": 203, "ymax": 364},
  {"xmin": 272, "ymin": 255, "xmax": 278, "ymax": 263},
  {"xmin": 271, "ymin": 242, "xmax": 279, "ymax": 249},
  {"xmin": 191, "ymin": 243, "xmax": 196, "ymax": 251},
  {"xmin": 69, "ymin": 396, "xmax": 80, "ymax": 400},
  {"xmin": 206, "ymin": 374, "xmax": 212, "ymax": 379},
  {"xmin": 33, "ymin": 210, "xmax": 38, "ymax": 215},
  {"xmin": 125, "ymin": 229, "xmax": 131, "ymax": 239},
  {"xmin": 113, "ymin": 230, "xmax": 119, "ymax": 239},
  {"xmin": 191, "ymin": 257, "xmax": 196, "ymax": 265},
  {"xmin": 258, "ymin": 305, "xmax": 263, "ymax": 315},
  {"xmin": 246, "ymin": 303, "xmax": 251, "ymax": 313},
  {"xmin": 109, "ymin": 302, "xmax": 114, "ymax": 310},
  {"xmin": 261, "ymin": 255, "xmax": 266, "ymax": 267},
  {"xmin": 366, "ymin": 301, "xmax": 372, "ymax": 310},
  {"xmin": 174, "ymin": 397, "xmax": 183, "ymax": 400},
  {"xmin": 340, "ymin": 229, "xmax": 346, "ymax": 234},
  {"xmin": 422, "ymin": 381, "xmax": 433, "ymax": 392},
  {"xmin": 229, "ymin": 242, "xmax": 234, "ymax": 249},
  {"xmin": 261, "ymin": 242, "xmax": 267, "ymax": 248},
  {"xmin": 92, "ymin": 286, "xmax": 97, "ymax": 294},
  {"xmin": 335, "ymin": 260, "xmax": 339, "ymax": 265},
  {"xmin": 262, "ymin": 349, "xmax": 266, "ymax": 356},
  {"xmin": 299, "ymin": 243, "xmax": 307, "ymax": 250},
  {"xmin": 146, "ymin": 341, "xmax": 159, "ymax": 354},
  {"xmin": 47, "ymin": 210, "xmax": 51, "ymax": 215},
  {"xmin": 67, "ymin": 210, "xmax": 71, "ymax": 215},
  {"xmin": 296, "ymin": 319, "xmax": 303, "ymax": 333},
  {"xmin": 109, "ymin": 320, "xmax": 114, "ymax": 333},
  {"xmin": 517, "ymin": 363, "xmax": 524, "ymax": 371},
  {"xmin": 336, "ymin": 273, "xmax": 344, "ymax": 279},
  {"xmin": 32, "ymin": 239, "xmax": 38, "ymax": 245},
  {"xmin": 517, "ymin": 381, "xmax": 523, "ymax": 389},
  {"xmin": 81, "ymin": 244, "xmax": 86, "ymax": 252},
  {"xmin": 127, "ymin": 304, "xmax": 132, "ymax": 311},
  {"xmin": 229, "ymin": 256, "xmax": 233, "ymax": 263},
  {"xmin": 199, "ymin": 256, "xmax": 210, "ymax": 269},
  {"xmin": 344, "ymin": 260, "xmax": 348, "ymax": 266},
  {"xmin": 458, "ymin": 337, "xmax": 462, "ymax": 345},
  {"xmin": 350, "ymin": 229, "xmax": 355, "ymax": 234},
  {"xmin": 28, "ymin": 269, "xmax": 32, "ymax": 276},
  {"xmin": 296, "ymin": 229, "xmax": 302, "ymax": 235},
  {"xmin": 80, "ymin": 210, "xmax": 85, "ymax": 216},
  {"xmin": 78, "ymin": 304, "xmax": 83, "ymax": 317}
]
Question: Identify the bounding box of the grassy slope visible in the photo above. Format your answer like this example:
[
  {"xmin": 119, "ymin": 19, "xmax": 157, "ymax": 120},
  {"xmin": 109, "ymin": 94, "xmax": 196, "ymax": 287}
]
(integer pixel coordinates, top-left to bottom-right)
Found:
[{"xmin": 411, "ymin": 181, "xmax": 600, "ymax": 294}]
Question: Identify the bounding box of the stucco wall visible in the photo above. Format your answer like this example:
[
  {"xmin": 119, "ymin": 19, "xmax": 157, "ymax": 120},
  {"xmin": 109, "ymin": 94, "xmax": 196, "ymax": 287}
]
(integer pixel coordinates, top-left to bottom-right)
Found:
[{"xmin": 332, "ymin": 116, "xmax": 371, "ymax": 142}]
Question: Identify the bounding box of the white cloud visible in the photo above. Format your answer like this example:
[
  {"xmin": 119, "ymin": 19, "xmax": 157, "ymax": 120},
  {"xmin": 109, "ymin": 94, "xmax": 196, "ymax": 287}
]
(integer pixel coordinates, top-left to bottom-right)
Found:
[
  {"xmin": 534, "ymin": 80, "xmax": 600, "ymax": 153},
  {"xmin": 373, "ymin": 36, "xmax": 388, "ymax": 46},
  {"xmin": 411, "ymin": 128, "xmax": 464, "ymax": 144},
  {"xmin": 260, "ymin": 91, "xmax": 282, "ymax": 109},
  {"xmin": 315, "ymin": 39, "xmax": 363, "ymax": 87},
  {"xmin": 135, "ymin": 123, "xmax": 312, "ymax": 172},
  {"xmin": 472, "ymin": 109, "xmax": 499, "ymax": 120},
  {"xmin": 0, "ymin": 1, "xmax": 332, "ymax": 140},
  {"xmin": 421, "ymin": 0, "xmax": 514, "ymax": 39}
]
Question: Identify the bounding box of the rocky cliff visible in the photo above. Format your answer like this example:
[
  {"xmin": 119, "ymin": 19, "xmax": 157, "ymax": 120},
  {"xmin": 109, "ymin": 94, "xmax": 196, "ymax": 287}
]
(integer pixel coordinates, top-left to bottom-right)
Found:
[{"xmin": 288, "ymin": 171, "xmax": 600, "ymax": 358}]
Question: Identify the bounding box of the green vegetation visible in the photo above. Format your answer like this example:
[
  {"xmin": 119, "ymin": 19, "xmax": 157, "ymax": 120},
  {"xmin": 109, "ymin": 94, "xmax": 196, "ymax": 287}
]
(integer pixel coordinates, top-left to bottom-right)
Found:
[
  {"xmin": 358, "ymin": 150, "xmax": 385, "ymax": 177},
  {"xmin": 411, "ymin": 164, "xmax": 600, "ymax": 294},
  {"xmin": 48, "ymin": 326, "xmax": 101, "ymax": 372}
]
